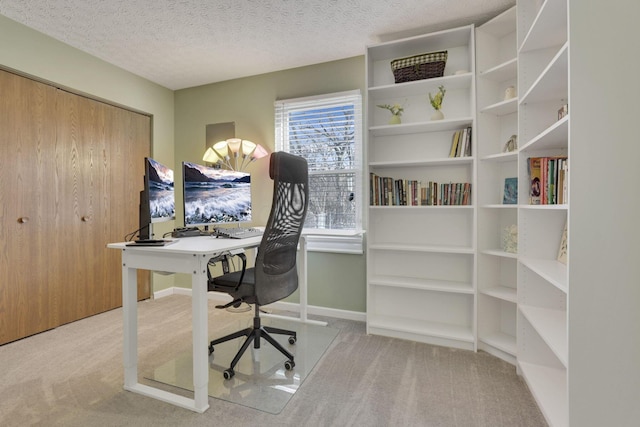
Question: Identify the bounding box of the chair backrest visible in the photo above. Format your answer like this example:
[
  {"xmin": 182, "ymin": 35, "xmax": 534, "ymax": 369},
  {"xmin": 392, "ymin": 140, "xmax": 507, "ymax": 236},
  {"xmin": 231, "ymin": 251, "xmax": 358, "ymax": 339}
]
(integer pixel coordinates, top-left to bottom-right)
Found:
[{"xmin": 254, "ymin": 152, "xmax": 309, "ymax": 306}]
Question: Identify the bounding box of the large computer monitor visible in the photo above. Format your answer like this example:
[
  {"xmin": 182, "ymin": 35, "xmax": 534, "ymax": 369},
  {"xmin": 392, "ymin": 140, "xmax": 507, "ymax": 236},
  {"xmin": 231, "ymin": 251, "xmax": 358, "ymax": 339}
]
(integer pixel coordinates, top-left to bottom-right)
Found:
[
  {"xmin": 138, "ymin": 157, "xmax": 175, "ymax": 239},
  {"xmin": 182, "ymin": 162, "xmax": 252, "ymax": 227}
]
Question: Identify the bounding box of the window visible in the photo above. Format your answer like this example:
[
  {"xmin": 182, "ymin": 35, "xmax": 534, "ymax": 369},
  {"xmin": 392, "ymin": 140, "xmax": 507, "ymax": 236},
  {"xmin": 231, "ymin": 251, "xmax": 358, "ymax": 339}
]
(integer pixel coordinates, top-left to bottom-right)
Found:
[{"xmin": 275, "ymin": 90, "xmax": 363, "ymax": 252}]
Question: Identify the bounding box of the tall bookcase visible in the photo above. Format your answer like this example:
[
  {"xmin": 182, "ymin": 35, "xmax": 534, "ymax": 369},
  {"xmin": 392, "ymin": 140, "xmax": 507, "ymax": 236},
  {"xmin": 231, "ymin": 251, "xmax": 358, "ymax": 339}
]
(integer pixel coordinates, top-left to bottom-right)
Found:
[
  {"xmin": 365, "ymin": 25, "xmax": 477, "ymax": 351},
  {"xmin": 476, "ymin": 6, "xmax": 519, "ymax": 365},
  {"xmin": 516, "ymin": 0, "xmax": 568, "ymax": 425}
]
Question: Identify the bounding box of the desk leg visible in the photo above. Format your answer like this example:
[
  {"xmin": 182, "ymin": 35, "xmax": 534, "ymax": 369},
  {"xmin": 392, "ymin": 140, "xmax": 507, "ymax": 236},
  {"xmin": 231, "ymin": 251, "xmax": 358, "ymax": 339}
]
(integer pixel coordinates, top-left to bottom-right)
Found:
[
  {"xmin": 268, "ymin": 236, "xmax": 326, "ymax": 327},
  {"xmin": 299, "ymin": 236, "xmax": 309, "ymax": 322},
  {"xmin": 122, "ymin": 265, "xmax": 138, "ymax": 389},
  {"xmin": 192, "ymin": 257, "xmax": 210, "ymax": 412}
]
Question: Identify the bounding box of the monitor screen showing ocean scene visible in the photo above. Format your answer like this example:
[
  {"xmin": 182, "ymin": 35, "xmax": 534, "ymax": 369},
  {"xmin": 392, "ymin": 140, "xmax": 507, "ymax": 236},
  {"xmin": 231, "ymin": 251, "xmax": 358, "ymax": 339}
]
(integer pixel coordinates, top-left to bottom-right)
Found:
[
  {"xmin": 147, "ymin": 157, "xmax": 175, "ymax": 222},
  {"xmin": 182, "ymin": 162, "xmax": 251, "ymax": 226}
]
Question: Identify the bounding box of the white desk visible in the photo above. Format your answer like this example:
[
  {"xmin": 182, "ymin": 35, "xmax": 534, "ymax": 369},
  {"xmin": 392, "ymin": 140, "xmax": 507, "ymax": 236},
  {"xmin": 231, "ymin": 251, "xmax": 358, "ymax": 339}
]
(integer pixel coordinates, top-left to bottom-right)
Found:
[
  {"xmin": 108, "ymin": 236, "xmax": 262, "ymax": 413},
  {"xmin": 107, "ymin": 232, "xmax": 332, "ymax": 412}
]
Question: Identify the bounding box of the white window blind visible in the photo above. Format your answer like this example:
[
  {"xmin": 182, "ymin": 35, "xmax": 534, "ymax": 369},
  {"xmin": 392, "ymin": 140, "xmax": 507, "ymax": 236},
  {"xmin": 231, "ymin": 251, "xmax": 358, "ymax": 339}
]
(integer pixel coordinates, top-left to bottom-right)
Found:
[{"xmin": 275, "ymin": 90, "xmax": 363, "ymax": 237}]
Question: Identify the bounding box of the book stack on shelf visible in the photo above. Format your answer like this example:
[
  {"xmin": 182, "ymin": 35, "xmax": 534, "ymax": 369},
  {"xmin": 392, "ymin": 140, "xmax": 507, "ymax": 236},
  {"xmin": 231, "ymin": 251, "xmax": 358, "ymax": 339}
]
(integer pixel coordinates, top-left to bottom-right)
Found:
[
  {"xmin": 527, "ymin": 156, "xmax": 568, "ymax": 205},
  {"xmin": 448, "ymin": 127, "xmax": 473, "ymax": 157},
  {"xmin": 370, "ymin": 173, "xmax": 471, "ymax": 206}
]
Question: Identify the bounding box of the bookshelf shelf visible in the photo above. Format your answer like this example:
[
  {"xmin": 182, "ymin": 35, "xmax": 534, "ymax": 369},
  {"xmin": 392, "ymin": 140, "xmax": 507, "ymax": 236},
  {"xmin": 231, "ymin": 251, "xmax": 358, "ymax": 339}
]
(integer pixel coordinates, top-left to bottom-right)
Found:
[
  {"xmin": 481, "ymin": 204, "xmax": 517, "ymax": 209},
  {"xmin": 369, "ymin": 275, "xmax": 474, "ymax": 294},
  {"xmin": 518, "ymin": 362, "xmax": 567, "ymax": 427},
  {"xmin": 519, "ymin": 43, "xmax": 568, "ymax": 105},
  {"xmin": 369, "ymin": 243, "xmax": 474, "ymax": 254},
  {"xmin": 479, "ymin": 57, "xmax": 517, "ymax": 82},
  {"xmin": 520, "ymin": 304, "xmax": 568, "ymax": 367},
  {"xmin": 369, "ymin": 117, "xmax": 473, "ymax": 136},
  {"xmin": 369, "ymin": 204, "xmax": 473, "ymax": 211},
  {"xmin": 519, "ymin": 256, "xmax": 567, "ymax": 293},
  {"xmin": 480, "ymin": 97, "xmax": 518, "ymax": 116},
  {"xmin": 481, "ymin": 285, "xmax": 517, "ymax": 303},
  {"xmin": 520, "ymin": 115, "xmax": 568, "ymax": 152},
  {"xmin": 368, "ymin": 73, "xmax": 472, "ymax": 100},
  {"xmin": 480, "ymin": 331, "xmax": 517, "ymax": 355},
  {"xmin": 481, "ymin": 151, "xmax": 518, "ymax": 162},
  {"xmin": 369, "ymin": 157, "xmax": 472, "ymax": 168},
  {"xmin": 366, "ymin": 25, "xmax": 472, "ymax": 64},
  {"xmin": 518, "ymin": 0, "xmax": 567, "ymax": 53},
  {"xmin": 366, "ymin": 24, "xmax": 476, "ymax": 351},
  {"xmin": 368, "ymin": 315, "xmax": 475, "ymax": 345},
  {"xmin": 520, "ymin": 204, "xmax": 567, "ymax": 211},
  {"xmin": 482, "ymin": 249, "xmax": 517, "ymax": 259}
]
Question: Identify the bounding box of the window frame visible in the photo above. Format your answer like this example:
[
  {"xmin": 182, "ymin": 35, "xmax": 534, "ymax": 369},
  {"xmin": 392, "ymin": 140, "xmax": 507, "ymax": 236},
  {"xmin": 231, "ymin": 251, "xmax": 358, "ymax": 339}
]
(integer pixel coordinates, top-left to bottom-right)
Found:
[{"xmin": 274, "ymin": 90, "xmax": 364, "ymax": 253}]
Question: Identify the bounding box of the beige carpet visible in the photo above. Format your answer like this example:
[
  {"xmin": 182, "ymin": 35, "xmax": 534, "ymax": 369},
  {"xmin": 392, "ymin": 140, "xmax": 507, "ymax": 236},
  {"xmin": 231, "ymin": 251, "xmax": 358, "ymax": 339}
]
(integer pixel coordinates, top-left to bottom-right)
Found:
[{"xmin": 0, "ymin": 295, "xmax": 547, "ymax": 426}]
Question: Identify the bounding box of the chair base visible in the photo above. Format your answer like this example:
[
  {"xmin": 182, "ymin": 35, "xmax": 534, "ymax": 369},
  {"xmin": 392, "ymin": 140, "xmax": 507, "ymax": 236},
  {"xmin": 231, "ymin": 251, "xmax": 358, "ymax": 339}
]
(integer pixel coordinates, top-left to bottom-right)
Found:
[{"xmin": 208, "ymin": 305, "xmax": 296, "ymax": 379}]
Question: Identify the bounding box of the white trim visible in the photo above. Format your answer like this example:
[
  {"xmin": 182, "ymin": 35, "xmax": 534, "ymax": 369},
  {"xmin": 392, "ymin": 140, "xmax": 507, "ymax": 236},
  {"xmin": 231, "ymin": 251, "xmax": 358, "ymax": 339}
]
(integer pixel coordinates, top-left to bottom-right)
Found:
[
  {"xmin": 304, "ymin": 234, "xmax": 364, "ymax": 254},
  {"xmin": 267, "ymin": 300, "xmax": 366, "ymax": 322},
  {"xmin": 153, "ymin": 287, "xmax": 366, "ymax": 322},
  {"xmin": 274, "ymin": 89, "xmax": 361, "ymax": 106}
]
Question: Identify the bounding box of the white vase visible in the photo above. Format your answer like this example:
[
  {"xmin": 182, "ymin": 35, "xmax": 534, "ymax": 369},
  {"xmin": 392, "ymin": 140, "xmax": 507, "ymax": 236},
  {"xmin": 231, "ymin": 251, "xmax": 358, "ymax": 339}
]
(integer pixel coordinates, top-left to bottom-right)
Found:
[
  {"xmin": 388, "ymin": 114, "xmax": 401, "ymax": 125},
  {"xmin": 431, "ymin": 110, "xmax": 444, "ymax": 121}
]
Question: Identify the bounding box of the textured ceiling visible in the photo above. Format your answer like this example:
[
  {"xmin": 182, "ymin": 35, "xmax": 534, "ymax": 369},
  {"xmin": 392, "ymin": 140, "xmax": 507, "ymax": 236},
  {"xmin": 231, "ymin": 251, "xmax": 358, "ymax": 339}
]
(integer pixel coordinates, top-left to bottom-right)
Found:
[{"xmin": 0, "ymin": 0, "xmax": 513, "ymax": 90}]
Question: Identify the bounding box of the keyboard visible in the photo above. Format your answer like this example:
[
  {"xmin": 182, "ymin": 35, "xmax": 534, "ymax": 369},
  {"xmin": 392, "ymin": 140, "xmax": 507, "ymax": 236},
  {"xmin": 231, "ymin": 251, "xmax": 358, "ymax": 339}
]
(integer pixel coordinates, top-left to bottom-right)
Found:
[{"xmin": 215, "ymin": 227, "xmax": 263, "ymax": 239}]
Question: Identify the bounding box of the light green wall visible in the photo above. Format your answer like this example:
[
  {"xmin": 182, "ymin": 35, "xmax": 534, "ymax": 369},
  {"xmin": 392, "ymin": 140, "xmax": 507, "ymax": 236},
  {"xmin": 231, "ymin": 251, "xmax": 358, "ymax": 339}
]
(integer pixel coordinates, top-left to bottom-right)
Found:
[{"xmin": 174, "ymin": 57, "xmax": 367, "ymax": 313}]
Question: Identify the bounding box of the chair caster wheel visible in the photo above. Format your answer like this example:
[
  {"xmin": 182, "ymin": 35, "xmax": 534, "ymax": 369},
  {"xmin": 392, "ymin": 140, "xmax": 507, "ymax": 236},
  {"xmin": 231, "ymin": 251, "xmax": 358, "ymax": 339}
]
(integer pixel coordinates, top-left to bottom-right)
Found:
[
  {"xmin": 223, "ymin": 369, "xmax": 235, "ymax": 380},
  {"xmin": 284, "ymin": 360, "xmax": 295, "ymax": 370},
  {"xmin": 208, "ymin": 344, "xmax": 214, "ymax": 355},
  {"xmin": 288, "ymin": 336, "xmax": 296, "ymax": 344}
]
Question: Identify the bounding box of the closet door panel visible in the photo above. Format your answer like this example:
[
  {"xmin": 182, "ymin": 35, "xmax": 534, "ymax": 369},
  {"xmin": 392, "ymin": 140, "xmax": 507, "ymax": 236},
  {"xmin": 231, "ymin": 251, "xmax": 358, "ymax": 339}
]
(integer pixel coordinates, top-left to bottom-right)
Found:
[
  {"xmin": 55, "ymin": 90, "xmax": 107, "ymax": 323},
  {"xmin": 105, "ymin": 106, "xmax": 151, "ymax": 301},
  {"xmin": 0, "ymin": 70, "xmax": 59, "ymax": 344}
]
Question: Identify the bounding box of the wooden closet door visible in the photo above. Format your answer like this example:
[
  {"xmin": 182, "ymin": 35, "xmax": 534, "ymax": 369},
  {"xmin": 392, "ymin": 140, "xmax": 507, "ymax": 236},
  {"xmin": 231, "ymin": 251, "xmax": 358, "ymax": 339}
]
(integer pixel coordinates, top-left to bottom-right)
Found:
[
  {"xmin": 0, "ymin": 70, "xmax": 60, "ymax": 344},
  {"xmin": 55, "ymin": 90, "xmax": 150, "ymax": 325},
  {"xmin": 0, "ymin": 71, "xmax": 151, "ymax": 344}
]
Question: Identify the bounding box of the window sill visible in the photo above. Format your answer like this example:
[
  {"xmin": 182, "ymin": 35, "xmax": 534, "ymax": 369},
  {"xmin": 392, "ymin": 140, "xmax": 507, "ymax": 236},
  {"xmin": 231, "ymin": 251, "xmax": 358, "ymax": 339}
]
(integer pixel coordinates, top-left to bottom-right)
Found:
[{"xmin": 301, "ymin": 229, "xmax": 365, "ymax": 254}]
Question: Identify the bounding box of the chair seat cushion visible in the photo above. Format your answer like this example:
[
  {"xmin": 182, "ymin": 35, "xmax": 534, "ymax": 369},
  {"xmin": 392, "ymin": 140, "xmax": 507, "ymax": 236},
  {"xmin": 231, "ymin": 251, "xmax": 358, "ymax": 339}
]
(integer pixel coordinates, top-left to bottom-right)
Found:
[{"xmin": 209, "ymin": 268, "xmax": 256, "ymax": 303}]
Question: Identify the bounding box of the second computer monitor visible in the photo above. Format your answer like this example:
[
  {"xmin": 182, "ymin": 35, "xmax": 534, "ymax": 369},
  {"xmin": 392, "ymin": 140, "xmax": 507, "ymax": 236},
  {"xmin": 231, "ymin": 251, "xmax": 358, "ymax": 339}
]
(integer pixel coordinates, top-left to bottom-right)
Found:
[{"xmin": 182, "ymin": 161, "xmax": 252, "ymax": 227}]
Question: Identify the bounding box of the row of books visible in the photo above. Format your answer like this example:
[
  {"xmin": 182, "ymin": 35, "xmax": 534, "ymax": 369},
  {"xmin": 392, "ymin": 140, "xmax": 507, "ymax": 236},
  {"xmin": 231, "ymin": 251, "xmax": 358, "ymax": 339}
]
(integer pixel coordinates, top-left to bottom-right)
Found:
[
  {"xmin": 448, "ymin": 127, "xmax": 472, "ymax": 158},
  {"xmin": 528, "ymin": 156, "xmax": 568, "ymax": 205},
  {"xmin": 370, "ymin": 173, "xmax": 472, "ymax": 206}
]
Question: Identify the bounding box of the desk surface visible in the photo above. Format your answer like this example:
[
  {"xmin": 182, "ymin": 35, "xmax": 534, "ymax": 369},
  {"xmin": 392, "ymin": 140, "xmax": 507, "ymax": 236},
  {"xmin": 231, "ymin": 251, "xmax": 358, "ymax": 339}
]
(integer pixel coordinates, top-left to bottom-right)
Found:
[
  {"xmin": 108, "ymin": 229, "xmax": 364, "ymax": 254},
  {"xmin": 107, "ymin": 235, "xmax": 262, "ymax": 254}
]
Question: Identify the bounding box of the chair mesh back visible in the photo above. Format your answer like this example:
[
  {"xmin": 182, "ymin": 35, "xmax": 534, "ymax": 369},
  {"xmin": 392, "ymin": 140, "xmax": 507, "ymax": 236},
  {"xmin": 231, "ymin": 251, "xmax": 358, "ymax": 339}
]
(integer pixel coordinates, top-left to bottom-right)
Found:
[{"xmin": 255, "ymin": 152, "xmax": 309, "ymax": 305}]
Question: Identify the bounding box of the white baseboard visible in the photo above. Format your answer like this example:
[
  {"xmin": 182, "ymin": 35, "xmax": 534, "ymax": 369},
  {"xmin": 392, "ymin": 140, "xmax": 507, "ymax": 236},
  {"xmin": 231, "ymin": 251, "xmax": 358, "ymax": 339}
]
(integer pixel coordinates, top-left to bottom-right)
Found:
[{"xmin": 153, "ymin": 286, "xmax": 366, "ymax": 323}]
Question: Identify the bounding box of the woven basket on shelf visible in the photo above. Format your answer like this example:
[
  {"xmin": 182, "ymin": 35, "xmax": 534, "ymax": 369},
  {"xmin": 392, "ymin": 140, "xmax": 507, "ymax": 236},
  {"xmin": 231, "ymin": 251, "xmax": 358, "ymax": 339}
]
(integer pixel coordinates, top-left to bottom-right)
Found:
[{"xmin": 390, "ymin": 50, "xmax": 448, "ymax": 83}]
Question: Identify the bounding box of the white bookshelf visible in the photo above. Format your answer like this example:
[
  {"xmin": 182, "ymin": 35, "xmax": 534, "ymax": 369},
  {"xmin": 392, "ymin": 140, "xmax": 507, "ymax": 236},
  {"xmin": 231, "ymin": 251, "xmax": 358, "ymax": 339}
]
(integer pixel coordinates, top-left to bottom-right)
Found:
[
  {"xmin": 365, "ymin": 25, "xmax": 477, "ymax": 351},
  {"xmin": 516, "ymin": 1, "xmax": 568, "ymax": 426},
  {"xmin": 476, "ymin": 5, "xmax": 518, "ymax": 365}
]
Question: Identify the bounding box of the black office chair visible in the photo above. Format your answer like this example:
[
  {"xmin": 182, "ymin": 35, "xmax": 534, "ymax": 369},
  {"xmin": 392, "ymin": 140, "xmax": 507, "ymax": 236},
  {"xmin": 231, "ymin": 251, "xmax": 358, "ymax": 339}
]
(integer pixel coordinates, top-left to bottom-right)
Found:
[{"xmin": 207, "ymin": 152, "xmax": 309, "ymax": 380}]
